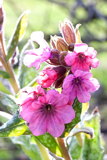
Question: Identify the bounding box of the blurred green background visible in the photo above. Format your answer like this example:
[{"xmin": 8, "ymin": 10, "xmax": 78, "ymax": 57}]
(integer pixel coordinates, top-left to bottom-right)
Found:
[{"xmin": 0, "ymin": 0, "xmax": 107, "ymax": 159}]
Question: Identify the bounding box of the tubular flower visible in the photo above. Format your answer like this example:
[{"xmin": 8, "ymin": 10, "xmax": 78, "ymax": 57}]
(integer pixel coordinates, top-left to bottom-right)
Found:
[
  {"xmin": 37, "ymin": 68, "xmax": 58, "ymax": 88},
  {"xmin": 62, "ymin": 70, "xmax": 100, "ymax": 103},
  {"xmin": 20, "ymin": 88, "xmax": 75, "ymax": 137},
  {"xmin": 65, "ymin": 43, "xmax": 99, "ymax": 72},
  {"xmin": 23, "ymin": 31, "xmax": 51, "ymax": 69}
]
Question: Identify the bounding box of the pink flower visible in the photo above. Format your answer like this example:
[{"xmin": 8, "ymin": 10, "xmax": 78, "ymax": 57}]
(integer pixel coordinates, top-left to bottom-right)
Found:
[
  {"xmin": 24, "ymin": 31, "xmax": 51, "ymax": 69},
  {"xmin": 62, "ymin": 70, "xmax": 100, "ymax": 103},
  {"xmin": 20, "ymin": 88, "xmax": 75, "ymax": 137},
  {"xmin": 65, "ymin": 43, "xmax": 99, "ymax": 72},
  {"xmin": 37, "ymin": 68, "xmax": 58, "ymax": 88}
]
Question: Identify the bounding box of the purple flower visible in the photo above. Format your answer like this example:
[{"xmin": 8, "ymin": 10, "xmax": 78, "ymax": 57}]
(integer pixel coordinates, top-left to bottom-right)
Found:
[
  {"xmin": 24, "ymin": 31, "xmax": 51, "ymax": 69},
  {"xmin": 20, "ymin": 87, "xmax": 75, "ymax": 137},
  {"xmin": 65, "ymin": 43, "xmax": 99, "ymax": 72},
  {"xmin": 62, "ymin": 70, "xmax": 100, "ymax": 103}
]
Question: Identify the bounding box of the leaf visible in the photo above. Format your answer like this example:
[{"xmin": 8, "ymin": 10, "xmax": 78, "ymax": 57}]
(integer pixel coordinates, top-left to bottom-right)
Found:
[
  {"xmin": 68, "ymin": 136, "xmax": 82, "ymax": 160},
  {"xmin": 33, "ymin": 133, "xmax": 62, "ymax": 157},
  {"xmin": 0, "ymin": 82, "xmax": 11, "ymax": 94},
  {"xmin": 82, "ymin": 109, "xmax": 104, "ymax": 160},
  {"xmin": 0, "ymin": 70, "xmax": 10, "ymax": 79},
  {"xmin": 0, "ymin": 92, "xmax": 18, "ymax": 113},
  {"xmin": 6, "ymin": 11, "xmax": 29, "ymax": 61},
  {"xmin": 61, "ymin": 99, "xmax": 82, "ymax": 137},
  {"xmin": 0, "ymin": 112, "xmax": 29, "ymax": 137},
  {"xmin": 0, "ymin": 111, "xmax": 12, "ymax": 123},
  {"xmin": 12, "ymin": 135, "xmax": 43, "ymax": 160}
]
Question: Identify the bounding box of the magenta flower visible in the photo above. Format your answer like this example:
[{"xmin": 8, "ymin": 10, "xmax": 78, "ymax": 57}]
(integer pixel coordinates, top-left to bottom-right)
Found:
[
  {"xmin": 37, "ymin": 68, "xmax": 58, "ymax": 88},
  {"xmin": 65, "ymin": 43, "xmax": 99, "ymax": 72},
  {"xmin": 24, "ymin": 31, "xmax": 51, "ymax": 69},
  {"xmin": 62, "ymin": 70, "xmax": 100, "ymax": 103},
  {"xmin": 20, "ymin": 88, "xmax": 75, "ymax": 137}
]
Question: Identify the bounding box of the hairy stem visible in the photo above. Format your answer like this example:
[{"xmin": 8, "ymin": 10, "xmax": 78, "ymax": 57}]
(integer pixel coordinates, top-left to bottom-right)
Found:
[
  {"xmin": 57, "ymin": 138, "xmax": 71, "ymax": 160},
  {"xmin": 0, "ymin": 33, "xmax": 19, "ymax": 94}
]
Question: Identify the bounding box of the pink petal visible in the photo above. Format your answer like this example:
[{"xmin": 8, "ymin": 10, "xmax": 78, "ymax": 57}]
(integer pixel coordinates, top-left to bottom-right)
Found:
[
  {"xmin": 47, "ymin": 114, "xmax": 64, "ymax": 137},
  {"xmin": 29, "ymin": 112, "xmax": 47, "ymax": 136},
  {"xmin": 56, "ymin": 105, "xmax": 75, "ymax": 123},
  {"xmin": 77, "ymin": 87, "xmax": 91, "ymax": 103},
  {"xmin": 65, "ymin": 53, "xmax": 76, "ymax": 66},
  {"xmin": 74, "ymin": 43, "xmax": 88, "ymax": 53},
  {"xmin": 31, "ymin": 31, "xmax": 49, "ymax": 47},
  {"xmin": 91, "ymin": 58, "xmax": 99, "ymax": 68}
]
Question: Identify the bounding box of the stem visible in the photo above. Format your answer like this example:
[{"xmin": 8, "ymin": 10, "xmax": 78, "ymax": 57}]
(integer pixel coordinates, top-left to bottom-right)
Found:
[
  {"xmin": 57, "ymin": 138, "xmax": 71, "ymax": 160},
  {"xmin": 0, "ymin": 33, "xmax": 19, "ymax": 94},
  {"xmin": 35, "ymin": 138, "xmax": 50, "ymax": 160}
]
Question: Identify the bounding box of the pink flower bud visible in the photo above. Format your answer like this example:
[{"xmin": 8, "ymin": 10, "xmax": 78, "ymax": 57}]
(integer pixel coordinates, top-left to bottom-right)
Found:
[
  {"xmin": 37, "ymin": 68, "xmax": 58, "ymax": 88},
  {"xmin": 50, "ymin": 35, "xmax": 68, "ymax": 51},
  {"xmin": 59, "ymin": 19, "xmax": 76, "ymax": 45}
]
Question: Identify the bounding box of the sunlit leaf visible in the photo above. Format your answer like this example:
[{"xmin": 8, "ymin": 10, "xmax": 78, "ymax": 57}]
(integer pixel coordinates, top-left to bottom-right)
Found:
[
  {"xmin": 0, "ymin": 70, "xmax": 10, "ymax": 79},
  {"xmin": 0, "ymin": 82, "xmax": 11, "ymax": 94},
  {"xmin": 82, "ymin": 110, "xmax": 104, "ymax": 160},
  {"xmin": 61, "ymin": 99, "xmax": 82, "ymax": 137},
  {"xmin": 6, "ymin": 11, "xmax": 29, "ymax": 61},
  {"xmin": 0, "ymin": 112, "xmax": 29, "ymax": 137},
  {"xmin": 33, "ymin": 133, "xmax": 62, "ymax": 157},
  {"xmin": 12, "ymin": 135, "xmax": 43, "ymax": 160},
  {"xmin": 0, "ymin": 92, "xmax": 18, "ymax": 113},
  {"xmin": 68, "ymin": 136, "xmax": 82, "ymax": 160}
]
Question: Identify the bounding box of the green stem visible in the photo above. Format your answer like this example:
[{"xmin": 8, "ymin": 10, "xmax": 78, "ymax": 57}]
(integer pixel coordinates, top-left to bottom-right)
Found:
[
  {"xmin": 57, "ymin": 138, "xmax": 71, "ymax": 160},
  {"xmin": 35, "ymin": 138, "xmax": 50, "ymax": 160},
  {"xmin": 0, "ymin": 33, "xmax": 20, "ymax": 94}
]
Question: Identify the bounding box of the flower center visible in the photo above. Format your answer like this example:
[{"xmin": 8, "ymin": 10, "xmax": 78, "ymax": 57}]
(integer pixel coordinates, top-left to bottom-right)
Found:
[
  {"xmin": 45, "ymin": 104, "xmax": 52, "ymax": 111},
  {"xmin": 72, "ymin": 77, "xmax": 81, "ymax": 85},
  {"xmin": 78, "ymin": 53, "xmax": 86, "ymax": 60}
]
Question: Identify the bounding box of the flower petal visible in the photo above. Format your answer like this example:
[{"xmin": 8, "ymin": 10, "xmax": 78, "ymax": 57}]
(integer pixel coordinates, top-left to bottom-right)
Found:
[{"xmin": 47, "ymin": 114, "xmax": 64, "ymax": 137}]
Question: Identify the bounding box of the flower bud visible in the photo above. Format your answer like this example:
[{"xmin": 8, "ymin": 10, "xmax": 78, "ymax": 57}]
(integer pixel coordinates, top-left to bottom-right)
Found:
[
  {"xmin": 50, "ymin": 35, "xmax": 68, "ymax": 51},
  {"xmin": 50, "ymin": 36, "xmax": 57, "ymax": 49},
  {"xmin": 37, "ymin": 67, "xmax": 58, "ymax": 88},
  {"xmin": 49, "ymin": 49, "xmax": 60, "ymax": 65},
  {"xmin": 59, "ymin": 19, "xmax": 76, "ymax": 45},
  {"xmin": 68, "ymin": 43, "xmax": 75, "ymax": 51},
  {"xmin": 53, "ymin": 66, "xmax": 67, "ymax": 88},
  {"xmin": 59, "ymin": 51, "xmax": 68, "ymax": 66}
]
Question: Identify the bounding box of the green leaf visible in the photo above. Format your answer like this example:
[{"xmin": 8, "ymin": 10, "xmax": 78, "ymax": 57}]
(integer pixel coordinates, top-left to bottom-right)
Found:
[
  {"xmin": 0, "ymin": 112, "xmax": 29, "ymax": 137},
  {"xmin": 33, "ymin": 133, "xmax": 62, "ymax": 157},
  {"xmin": 0, "ymin": 82, "xmax": 11, "ymax": 94},
  {"xmin": 6, "ymin": 11, "xmax": 29, "ymax": 61},
  {"xmin": 82, "ymin": 110, "xmax": 104, "ymax": 160},
  {"xmin": 12, "ymin": 135, "xmax": 43, "ymax": 160},
  {"xmin": 61, "ymin": 99, "xmax": 82, "ymax": 137},
  {"xmin": 0, "ymin": 92, "xmax": 18, "ymax": 113},
  {"xmin": 68, "ymin": 136, "xmax": 82, "ymax": 160},
  {"xmin": 0, "ymin": 111, "xmax": 12, "ymax": 123},
  {"xmin": 0, "ymin": 70, "xmax": 10, "ymax": 79}
]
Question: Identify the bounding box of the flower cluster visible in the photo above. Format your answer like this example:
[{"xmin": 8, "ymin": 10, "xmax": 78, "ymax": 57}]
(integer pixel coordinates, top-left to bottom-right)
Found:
[{"xmin": 20, "ymin": 19, "xmax": 100, "ymax": 137}]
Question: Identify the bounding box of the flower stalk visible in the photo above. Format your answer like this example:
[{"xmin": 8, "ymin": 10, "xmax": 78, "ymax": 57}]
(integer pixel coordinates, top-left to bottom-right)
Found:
[
  {"xmin": 0, "ymin": 32, "xmax": 19, "ymax": 94},
  {"xmin": 57, "ymin": 138, "xmax": 71, "ymax": 160}
]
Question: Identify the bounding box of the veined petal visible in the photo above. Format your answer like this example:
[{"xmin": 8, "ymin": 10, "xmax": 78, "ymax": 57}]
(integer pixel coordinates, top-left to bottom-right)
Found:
[
  {"xmin": 47, "ymin": 114, "xmax": 64, "ymax": 137},
  {"xmin": 56, "ymin": 105, "xmax": 75, "ymax": 123}
]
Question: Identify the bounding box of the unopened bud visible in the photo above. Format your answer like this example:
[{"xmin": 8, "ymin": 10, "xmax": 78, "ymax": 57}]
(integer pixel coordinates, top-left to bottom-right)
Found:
[
  {"xmin": 59, "ymin": 51, "xmax": 68, "ymax": 66},
  {"xmin": 49, "ymin": 49, "xmax": 60, "ymax": 65},
  {"xmin": 68, "ymin": 43, "xmax": 75, "ymax": 51},
  {"xmin": 59, "ymin": 19, "xmax": 76, "ymax": 45},
  {"xmin": 50, "ymin": 36, "xmax": 57, "ymax": 49},
  {"xmin": 53, "ymin": 66, "xmax": 67, "ymax": 88},
  {"xmin": 50, "ymin": 35, "xmax": 68, "ymax": 51}
]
